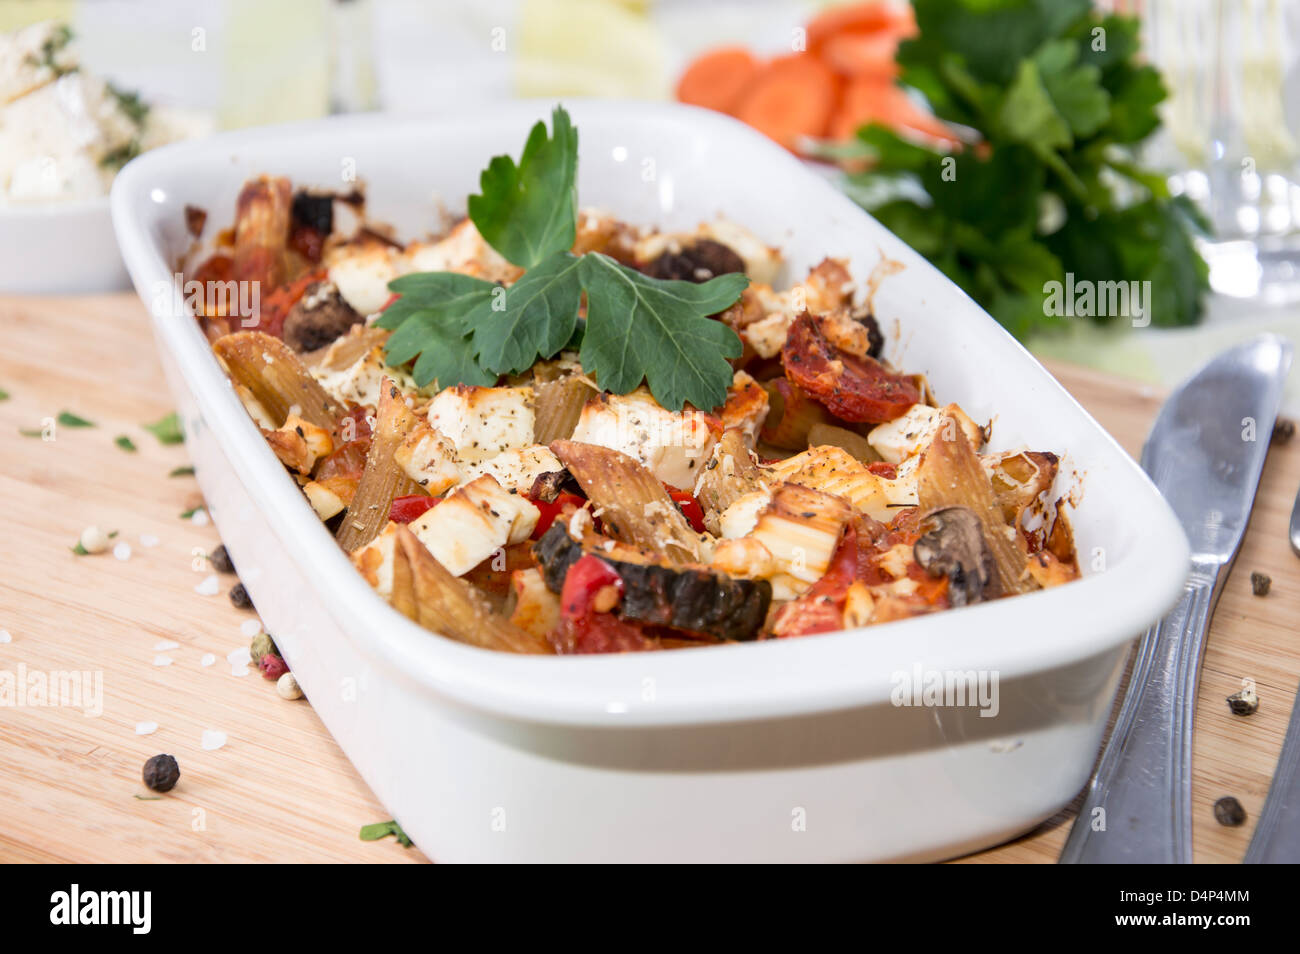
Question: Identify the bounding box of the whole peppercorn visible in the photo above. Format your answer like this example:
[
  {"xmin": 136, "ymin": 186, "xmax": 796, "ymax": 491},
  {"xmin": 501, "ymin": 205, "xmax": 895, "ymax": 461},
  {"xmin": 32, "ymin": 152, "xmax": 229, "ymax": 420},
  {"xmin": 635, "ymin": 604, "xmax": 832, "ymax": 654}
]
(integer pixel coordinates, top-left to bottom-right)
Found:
[
  {"xmin": 1226, "ymin": 687, "xmax": 1259, "ymax": 716},
  {"xmin": 142, "ymin": 754, "xmax": 180, "ymax": 793},
  {"xmin": 229, "ymin": 582, "xmax": 254, "ymax": 610},
  {"xmin": 1213, "ymin": 796, "xmax": 1247, "ymax": 827},
  {"xmin": 260, "ymin": 653, "xmax": 289, "ymax": 681},
  {"xmin": 209, "ymin": 544, "xmax": 235, "ymax": 574},
  {"xmin": 79, "ymin": 526, "xmax": 112, "ymax": 554},
  {"xmin": 277, "ymin": 672, "xmax": 303, "ymax": 700},
  {"xmin": 1250, "ymin": 572, "xmax": 1271, "ymax": 597},
  {"xmin": 1272, "ymin": 418, "xmax": 1295, "ymax": 444},
  {"xmin": 249, "ymin": 632, "xmax": 278, "ymax": 663}
]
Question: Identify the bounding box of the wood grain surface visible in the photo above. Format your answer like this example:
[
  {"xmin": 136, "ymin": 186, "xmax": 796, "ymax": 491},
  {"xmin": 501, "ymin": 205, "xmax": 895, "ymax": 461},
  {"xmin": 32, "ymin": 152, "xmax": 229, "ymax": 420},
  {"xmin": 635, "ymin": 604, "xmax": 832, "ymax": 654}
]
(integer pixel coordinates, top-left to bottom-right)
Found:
[{"xmin": 0, "ymin": 294, "xmax": 1296, "ymax": 864}]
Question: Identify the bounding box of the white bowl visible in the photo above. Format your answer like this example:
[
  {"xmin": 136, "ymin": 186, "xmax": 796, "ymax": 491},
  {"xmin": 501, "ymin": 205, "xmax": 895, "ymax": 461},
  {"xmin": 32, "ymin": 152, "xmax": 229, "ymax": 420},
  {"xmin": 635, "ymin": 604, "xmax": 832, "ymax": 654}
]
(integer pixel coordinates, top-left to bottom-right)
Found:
[
  {"xmin": 110, "ymin": 102, "xmax": 1189, "ymax": 862},
  {"xmin": 0, "ymin": 196, "xmax": 130, "ymax": 293}
]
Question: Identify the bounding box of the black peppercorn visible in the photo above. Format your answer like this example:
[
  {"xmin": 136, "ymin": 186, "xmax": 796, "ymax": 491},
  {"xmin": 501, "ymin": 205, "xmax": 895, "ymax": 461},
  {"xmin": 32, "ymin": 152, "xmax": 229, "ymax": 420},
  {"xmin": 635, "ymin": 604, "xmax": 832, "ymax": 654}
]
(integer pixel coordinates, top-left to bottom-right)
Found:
[
  {"xmin": 1213, "ymin": 796, "xmax": 1246, "ymax": 827},
  {"xmin": 229, "ymin": 582, "xmax": 254, "ymax": 610},
  {"xmin": 1272, "ymin": 418, "xmax": 1295, "ymax": 444},
  {"xmin": 142, "ymin": 754, "xmax": 180, "ymax": 793},
  {"xmin": 209, "ymin": 544, "xmax": 235, "ymax": 574},
  {"xmin": 1250, "ymin": 572, "xmax": 1271, "ymax": 596}
]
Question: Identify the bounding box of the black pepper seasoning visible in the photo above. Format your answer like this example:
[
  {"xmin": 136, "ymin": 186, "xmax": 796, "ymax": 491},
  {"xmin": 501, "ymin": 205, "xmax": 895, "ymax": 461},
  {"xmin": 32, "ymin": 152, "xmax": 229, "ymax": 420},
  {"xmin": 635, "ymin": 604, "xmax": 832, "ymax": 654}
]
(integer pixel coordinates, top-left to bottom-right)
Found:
[
  {"xmin": 142, "ymin": 754, "xmax": 180, "ymax": 793},
  {"xmin": 1213, "ymin": 796, "xmax": 1246, "ymax": 827},
  {"xmin": 229, "ymin": 582, "xmax": 254, "ymax": 610},
  {"xmin": 209, "ymin": 544, "xmax": 235, "ymax": 574},
  {"xmin": 1250, "ymin": 571, "xmax": 1271, "ymax": 596},
  {"xmin": 1226, "ymin": 687, "xmax": 1259, "ymax": 716}
]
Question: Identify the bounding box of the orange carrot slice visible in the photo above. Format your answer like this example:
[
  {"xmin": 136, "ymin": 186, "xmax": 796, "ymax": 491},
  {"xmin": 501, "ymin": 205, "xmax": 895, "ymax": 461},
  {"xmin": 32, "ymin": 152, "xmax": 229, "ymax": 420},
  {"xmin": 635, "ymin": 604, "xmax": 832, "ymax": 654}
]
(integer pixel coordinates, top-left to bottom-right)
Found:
[
  {"xmin": 675, "ymin": 46, "xmax": 762, "ymax": 116},
  {"xmin": 820, "ymin": 30, "xmax": 901, "ymax": 80},
  {"xmin": 733, "ymin": 54, "xmax": 840, "ymax": 151},
  {"xmin": 807, "ymin": 1, "xmax": 915, "ymax": 50},
  {"xmin": 829, "ymin": 78, "xmax": 959, "ymax": 145}
]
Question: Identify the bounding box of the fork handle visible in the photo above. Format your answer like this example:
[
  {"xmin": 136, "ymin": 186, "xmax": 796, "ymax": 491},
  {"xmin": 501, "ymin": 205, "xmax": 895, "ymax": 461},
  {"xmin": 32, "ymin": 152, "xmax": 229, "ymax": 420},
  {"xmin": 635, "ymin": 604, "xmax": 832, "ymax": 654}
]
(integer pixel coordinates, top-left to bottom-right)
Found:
[
  {"xmin": 1244, "ymin": 680, "xmax": 1300, "ymax": 863},
  {"xmin": 1059, "ymin": 571, "xmax": 1220, "ymax": 864}
]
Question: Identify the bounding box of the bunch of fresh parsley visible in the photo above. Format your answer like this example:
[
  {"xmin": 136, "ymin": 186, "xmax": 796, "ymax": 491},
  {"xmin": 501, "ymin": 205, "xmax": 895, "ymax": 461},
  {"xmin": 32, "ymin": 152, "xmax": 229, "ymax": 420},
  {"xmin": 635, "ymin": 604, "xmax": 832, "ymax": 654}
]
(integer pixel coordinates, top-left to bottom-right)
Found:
[
  {"xmin": 835, "ymin": 0, "xmax": 1209, "ymax": 339},
  {"xmin": 378, "ymin": 106, "xmax": 749, "ymax": 412}
]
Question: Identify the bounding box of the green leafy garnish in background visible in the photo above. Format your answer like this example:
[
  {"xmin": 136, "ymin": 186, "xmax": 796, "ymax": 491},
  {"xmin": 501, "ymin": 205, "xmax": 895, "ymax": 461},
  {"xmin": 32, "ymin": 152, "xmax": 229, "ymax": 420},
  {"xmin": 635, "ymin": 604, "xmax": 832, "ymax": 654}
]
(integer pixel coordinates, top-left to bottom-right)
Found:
[
  {"xmin": 833, "ymin": 0, "xmax": 1209, "ymax": 339},
  {"xmin": 57, "ymin": 411, "xmax": 94, "ymax": 428},
  {"xmin": 377, "ymin": 106, "xmax": 748, "ymax": 412},
  {"xmin": 114, "ymin": 435, "xmax": 138, "ymax": 452},
  {"xmin": 359, "ymin": 819, "xmax": 413, "ymax": 848},
  {"xmin": 168, "ymin": 465, "xmax": 196, "ymax": 478},
  {"xmin": 144, "ymin": 412, "xmax": 184, "ymax": 444},
  {"xmin": 0, "ymin": 388, "xmax": 9, "ymax": 401}
]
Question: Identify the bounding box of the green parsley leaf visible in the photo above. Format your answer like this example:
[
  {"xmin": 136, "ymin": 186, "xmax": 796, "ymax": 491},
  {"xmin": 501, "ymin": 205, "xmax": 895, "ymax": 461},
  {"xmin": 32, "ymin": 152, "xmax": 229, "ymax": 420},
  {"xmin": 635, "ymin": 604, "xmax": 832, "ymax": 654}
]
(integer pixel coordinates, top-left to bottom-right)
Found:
[
  {"xmin": 579, "ymin": 254, "xmax": 746, "ymax": 412},
  {"xmin": 359, "ymin": 820, "xmax": 413, "ymax": 848},
  {"xmin": 107, "ymin": 82, "xmax": 150, "ymax": 125},
  {"xmin": 0, "ymin": 388, "xmax": 9, "ymax": 401},
  {"xmin": 19, "ymin": 428, "xmax": 43, "ymax": 438},
  {"xmin": 71, "ymin": 542, "xmax": 88, "ymax": 555},
  {"xmin": 168, "ymin": 465, "xmax": 195, "ymax": 478},
  {"xmin": 144, "ymin": 413, "xmax": 184, "ymax": 444},
  {"xmin": 57, "ymin": 411, "xmax": 95, "ymax": 428},
  {"xmin": 379, "ymin": 273, "xmax": 499, "ymax": 388},
  {"xmin": 1034, "ymin": 40, "xmax": 1110, "ymax": 139},
  {"xmin": 114, "ymin": 435, "xmax": 138, "ymax": 452},
  {"xmin": 179, "ymin": 506, "xmax": 205, "ymax": 519},
  {"xmin": 468, "ymin": 251, "xmax": 584, "ymax": 374},
  {"xmin": 468, "ymin": 105, "xmax": 578, "ymax": 269}
]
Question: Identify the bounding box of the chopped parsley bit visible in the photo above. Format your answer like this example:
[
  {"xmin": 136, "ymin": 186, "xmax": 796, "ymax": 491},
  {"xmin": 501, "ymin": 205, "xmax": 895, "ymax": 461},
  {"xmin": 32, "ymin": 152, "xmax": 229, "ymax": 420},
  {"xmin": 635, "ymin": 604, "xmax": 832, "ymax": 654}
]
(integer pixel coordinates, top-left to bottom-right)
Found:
[
  {"xmin": 359, "ymin": 820, "xmax": 413, "ymax": 848},
  {"xmin": 26, "ymin": 24, "xmax": 75, "ymax": 77},
  {"xmin": 100, "ymin": 139, "xmax": 141, "ymax": 171},
  {"xmin": 144, "ymin": 412, "xmax": 184, "ymax": 445},
  {"xmin": 57, "ymin": 411, "xmax": 94, "ymax": 428},
  {"xmin": 115, "ymin": 435, "xmax": 138, "ymax": 452},
  {"xmin": 106, "ymin": 82, "xmax": 150, "ymax": 125},
  {"xmin": 0, "ymin": 388, "xmax": 9, "ymax": 401},
  {"xmin": 18, "ymin": 428, "xmax": 43, "ymax": 438},
  {"xmin": 168, "ymin": 465, "xmax": 196, "ymax": 478},
  {"xmin": 179, "ymin": 506, "xmax": 205, "ymax": 519}
]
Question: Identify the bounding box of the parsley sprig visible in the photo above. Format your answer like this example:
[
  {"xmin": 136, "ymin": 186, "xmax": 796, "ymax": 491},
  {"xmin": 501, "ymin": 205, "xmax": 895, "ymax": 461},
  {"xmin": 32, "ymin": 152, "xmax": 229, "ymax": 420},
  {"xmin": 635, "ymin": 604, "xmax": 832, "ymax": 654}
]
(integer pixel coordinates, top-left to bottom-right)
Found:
[{"xmin": 377, "ymin": 106, "xmax": 748, "ymax": 412}]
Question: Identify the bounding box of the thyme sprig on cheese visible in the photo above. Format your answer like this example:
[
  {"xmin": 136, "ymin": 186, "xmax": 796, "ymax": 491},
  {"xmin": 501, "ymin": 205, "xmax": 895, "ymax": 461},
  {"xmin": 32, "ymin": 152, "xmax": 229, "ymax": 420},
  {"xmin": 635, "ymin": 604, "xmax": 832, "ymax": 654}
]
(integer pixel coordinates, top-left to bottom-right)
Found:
[{"xmin": 378, "ymin": 106, "xmax": 749, "ymax": 412}]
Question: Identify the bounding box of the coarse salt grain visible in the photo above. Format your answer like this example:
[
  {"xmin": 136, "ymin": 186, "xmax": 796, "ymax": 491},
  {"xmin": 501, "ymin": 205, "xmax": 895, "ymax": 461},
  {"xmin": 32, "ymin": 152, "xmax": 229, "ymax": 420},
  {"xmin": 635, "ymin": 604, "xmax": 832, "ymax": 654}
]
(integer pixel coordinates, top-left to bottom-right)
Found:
[
  {"xmin": 200, "ymin": 729, "xmax": 227, "ymax": 751},
  {"xmin": 239, "ymin": 619, "xmax": 262, "ymax": 638},
  {"xmin": 139, "ymin": 534, "xmax": 160, "ymax": 547},
  {"xmin": 154, "ymin": 640, "xmax": 179, "ymax": 652},
  {"xmin": 152, "ymin": 655, "xmax": 174, "ymax": 667},
  {"xmin": 0, "ymin": 630, "xmax": 10, "ymax": 644},
  {"xmin": 229, "ymin": 665, "xmax": 250, "ymax": 677},
  {"xmin": 200, "ymin": 653, "xmax": 216, "ymax": 667},
  {"xmin": 135, "ymin": 721, "xmax": 158, "ymax": 735},
  {"xmin": 113, "ymin": 542, "xmax": 132, "ymax": 561},
  {"xmin": 191, "ymin": 509, "xmax": 210, "ymax": 527},
  {"xmin": 226, "ymin": 646, "xmax": 251, "ymax": 666},
  {"xmin": 194, "ymin": 574, "xmax": 219, "ymax": 596}
]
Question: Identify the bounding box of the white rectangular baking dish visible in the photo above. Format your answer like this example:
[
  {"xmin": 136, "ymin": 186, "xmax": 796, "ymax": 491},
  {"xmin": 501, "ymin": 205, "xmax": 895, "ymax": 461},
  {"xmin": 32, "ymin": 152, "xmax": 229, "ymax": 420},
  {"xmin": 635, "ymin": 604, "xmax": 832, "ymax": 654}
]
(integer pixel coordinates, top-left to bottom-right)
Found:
[{"xmin": 110, "ymin": 101, "xmax": 1189, "ymax": 862}]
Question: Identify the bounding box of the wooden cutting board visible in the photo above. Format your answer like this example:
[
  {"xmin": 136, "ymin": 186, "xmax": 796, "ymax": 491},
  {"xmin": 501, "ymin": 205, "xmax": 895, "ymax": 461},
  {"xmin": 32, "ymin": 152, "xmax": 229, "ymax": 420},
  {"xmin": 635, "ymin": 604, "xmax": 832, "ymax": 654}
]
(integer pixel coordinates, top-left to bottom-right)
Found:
[{"xmin": 1, "ymin": 293, "xmax": 1296, "ymax": 864}]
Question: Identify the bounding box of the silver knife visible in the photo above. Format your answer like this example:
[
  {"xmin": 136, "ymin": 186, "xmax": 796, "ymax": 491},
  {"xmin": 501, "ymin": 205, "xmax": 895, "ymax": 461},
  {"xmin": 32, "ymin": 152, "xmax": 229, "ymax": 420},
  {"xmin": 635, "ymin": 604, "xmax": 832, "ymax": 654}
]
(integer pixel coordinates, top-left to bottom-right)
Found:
[
  {"xmin": 1245, "ymin": 477, "xmax": 1300, "ymax": 863},
  {"xmin": 1060, "ymin": 335, "xmax": 1292, "ymax": 864}
]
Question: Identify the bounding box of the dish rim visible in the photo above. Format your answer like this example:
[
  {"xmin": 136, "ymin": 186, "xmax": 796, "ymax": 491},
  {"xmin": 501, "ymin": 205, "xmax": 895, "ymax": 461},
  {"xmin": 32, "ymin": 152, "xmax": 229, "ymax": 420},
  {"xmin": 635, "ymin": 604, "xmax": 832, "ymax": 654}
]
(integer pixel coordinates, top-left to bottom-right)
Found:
[{"xmin": 110, "ymin": 101, "xmax": 1190, "ymax": 729}]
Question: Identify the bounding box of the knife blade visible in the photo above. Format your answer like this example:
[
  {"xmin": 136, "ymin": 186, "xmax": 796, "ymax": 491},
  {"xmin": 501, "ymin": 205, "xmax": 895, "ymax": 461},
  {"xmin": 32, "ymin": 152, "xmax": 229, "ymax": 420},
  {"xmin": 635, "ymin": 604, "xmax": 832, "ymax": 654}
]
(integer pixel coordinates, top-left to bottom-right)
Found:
[{"xmin": 1061, "ymin": 335, "xmax": 1292, "ymax": 864}]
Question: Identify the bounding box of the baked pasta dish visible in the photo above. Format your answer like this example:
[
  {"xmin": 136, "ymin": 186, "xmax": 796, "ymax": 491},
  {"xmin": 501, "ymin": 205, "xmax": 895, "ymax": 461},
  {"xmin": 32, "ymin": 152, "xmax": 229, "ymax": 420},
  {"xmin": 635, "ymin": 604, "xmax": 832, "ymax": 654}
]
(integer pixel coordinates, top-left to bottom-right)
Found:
[{"xmin": 185, "ymin": 108, "xmax": 1078, "ymax": 655}]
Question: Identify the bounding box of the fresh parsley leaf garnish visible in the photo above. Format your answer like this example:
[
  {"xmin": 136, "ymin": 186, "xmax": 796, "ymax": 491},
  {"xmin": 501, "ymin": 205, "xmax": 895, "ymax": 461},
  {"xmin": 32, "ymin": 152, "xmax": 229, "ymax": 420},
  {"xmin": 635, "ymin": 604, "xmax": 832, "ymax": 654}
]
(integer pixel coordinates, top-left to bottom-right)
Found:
[
  {"xmin": 144, "ymin": 413, "xmax": 184, "ymax": 444},
  {"xmin": 57, "ymin": 411, "xmax": 94, "ymax": 428},
  {"xmin": 381, "ymin": 106, "xmax": 748, "ymax": 410},
  {"xmin": 468, "ymin": 106, "xmax": 578, "ymax": 269},
  {"xmin": 114, "ymin": 435, "xmax": 138, "ymax": 452},
  {"xmin": 168, "ymin": 465, "xmax": 195, "ymax": 478},
  {"xmin": 578, "ymin": 254, "xmax": 746, "ymax": 411},
  {"xmin": 359, "ymin": 820, "xmax": 413, "ymax": 848},
  {"xmin": 179, "ymin": 506, "xmax": 204, "ymax": 519}
]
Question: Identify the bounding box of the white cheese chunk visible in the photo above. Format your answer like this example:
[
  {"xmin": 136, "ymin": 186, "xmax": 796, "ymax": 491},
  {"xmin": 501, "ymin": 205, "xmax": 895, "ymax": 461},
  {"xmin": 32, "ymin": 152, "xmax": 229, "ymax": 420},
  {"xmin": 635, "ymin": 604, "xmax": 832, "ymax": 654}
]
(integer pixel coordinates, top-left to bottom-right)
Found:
[
  {"xmin": 311, "ymin": 345, "xmax": 390, "ymax": 409},
  {"xmin": 569, "ymin": 389, "xmax": 717, "ymax": 489},
  {"xmin": 461, "ymin": 444, "xmax": 562, "ymax": 495},
  {"xmin": 401, "ymin": 218, "xmax": 518, "ymax": 283},
  {"xmin": 407, "ymin": 475, "xmax": 539, "ymax": 575},
  {"xmin": 427, "ymin": 385, "xmax": 535, "ymax": 465},
  {"xmin": 717, "ymin": 489, "xmax": 772, "ymax": 539},
  {"xmin": 867, "ymin": 403, "xmax": 984, "ymax": 464},
  {"xmin": 327, "ymin": 245, "xmax": 400, "ymax": 316},
  {"xmin": 394, "ymin": 423, "xmax": 463, "ymax": 495}
]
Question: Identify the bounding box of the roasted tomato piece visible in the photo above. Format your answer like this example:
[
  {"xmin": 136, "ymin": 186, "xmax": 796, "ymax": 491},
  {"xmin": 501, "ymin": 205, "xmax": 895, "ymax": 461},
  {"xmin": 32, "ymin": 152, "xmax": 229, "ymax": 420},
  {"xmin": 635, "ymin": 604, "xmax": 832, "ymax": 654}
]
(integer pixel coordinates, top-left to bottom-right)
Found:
[
  {"xmin": 529, "ymin": 491, "xmax": 587, "ymax": 540},
  {"xmin": 668, "ymin": 490, "xmax": 707, "ymax": 534},
  {"xmin": 389, "ymin": 494, "xmax": 439, "ymax": 524},
  {"xmin": 781, "ymin": 312, "xmax": 919, "ymax": 423},
  {"xmin": 553, "ymin": 554, "xmax": 654, "ymax": 654}
]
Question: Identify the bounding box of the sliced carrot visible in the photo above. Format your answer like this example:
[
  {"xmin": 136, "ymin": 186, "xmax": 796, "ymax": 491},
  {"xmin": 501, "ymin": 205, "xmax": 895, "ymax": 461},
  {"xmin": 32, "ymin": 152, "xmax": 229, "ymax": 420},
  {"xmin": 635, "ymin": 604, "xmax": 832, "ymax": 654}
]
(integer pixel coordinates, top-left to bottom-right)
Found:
[
  {"xmin": 733, "ymin": 54, "xmax": 840, "ymax": 151},
  {"xmin": 675, "ymin": 46, "xmax": 762, "ymax": 116},
  {"xmin": 829, "ymin": 78, "xmax": 959, "ymax": 145},
  {"xmin": 820, "ymin": 30, "xmax": 901, "ymax": 80},
  {"xmin": 806, "ymin": 1, "xmax": 915, "ymax": 50}
]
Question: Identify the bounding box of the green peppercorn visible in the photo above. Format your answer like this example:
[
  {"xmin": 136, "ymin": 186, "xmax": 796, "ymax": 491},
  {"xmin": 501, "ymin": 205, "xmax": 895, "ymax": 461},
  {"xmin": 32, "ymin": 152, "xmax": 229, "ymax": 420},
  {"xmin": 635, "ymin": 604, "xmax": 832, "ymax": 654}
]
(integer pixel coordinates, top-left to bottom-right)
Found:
[
  {"xmin": 229, "ymin": 582, "xmax": 254, "ymax": 610},
  {"xmin": 209, "ymin": 544, "xmax": 235, "ymax": 574},
  {"xmin": 1213, "ymin": 796, "xmax": 1246, "ymax": 827},
  {"xmin": 249, "ymin": 632, "xmax": 278, "ymax": 663},
  {"xmin": 142, "ymin": 754, "xmax": 180, "ymax": 793}
]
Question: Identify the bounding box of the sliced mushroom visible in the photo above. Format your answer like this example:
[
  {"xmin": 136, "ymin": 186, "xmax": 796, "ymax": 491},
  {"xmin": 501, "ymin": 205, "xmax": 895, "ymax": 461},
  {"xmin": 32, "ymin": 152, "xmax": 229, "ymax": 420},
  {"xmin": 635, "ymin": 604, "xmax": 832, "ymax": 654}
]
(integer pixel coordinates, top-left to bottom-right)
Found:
[
  {"xmin": 643, "ymin": 239, "xmax": 746, "ymax": 283},
  {"xmin": 913, "ymin": 506, "xmax": 998, "ymax": 607}
]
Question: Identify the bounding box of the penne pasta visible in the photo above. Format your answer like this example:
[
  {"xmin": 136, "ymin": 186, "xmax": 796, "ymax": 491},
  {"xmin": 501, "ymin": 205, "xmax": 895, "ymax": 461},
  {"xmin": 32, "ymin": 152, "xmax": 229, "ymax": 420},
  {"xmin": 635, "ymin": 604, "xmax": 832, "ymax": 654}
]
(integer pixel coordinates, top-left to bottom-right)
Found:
[
  {"xmin": 533, "ymin": 374, "xmax": 596, "ymax": 445},
  {"xmin": 213, "ymin": 331, "xmax": 341, "ymax": 432},
  {"xmin": 550, "ymin": 439, "xmax": 703, "ymax": 564},
  {"xmin": 760, "ymin": 377, "xmax": 830, "ymax": 450},
  {"xmin": 392, "ymin": 525, "xmax": 554, "ymax": 654},
  {"xmin": 336, "ymin": 377, "xmax": 424, "ymax": 552},
  {"xmin": 694, "ymin": 428, "xmax": 767, "ymax": 534},
  {"xmin": 916, "ymin": 412, "xmax": 1034, "ymax": 596}
]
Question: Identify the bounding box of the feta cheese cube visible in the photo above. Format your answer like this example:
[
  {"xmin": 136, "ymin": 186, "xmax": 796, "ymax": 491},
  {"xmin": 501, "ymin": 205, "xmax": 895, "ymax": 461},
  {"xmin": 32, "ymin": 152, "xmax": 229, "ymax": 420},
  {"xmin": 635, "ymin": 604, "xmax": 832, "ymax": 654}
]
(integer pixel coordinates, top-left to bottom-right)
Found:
[
  {"xmin": 461, "ymin": 444, "xmax": 562, "ymax": 495},
  {"xmin": 868, "ymin": 403, "xmax": 984, "ymax": 464},
  {"xmin": 394, "ymin": 422, "xmax": 463, "ymax": 495},
  {"xmin": 427, "ymin": 385, "xmax": 535, "ymax": 465},
  {"xmin": 569, "ymin": 389, "xmax": 717, "ymax": 489},
  {"xmin": 407, "ymin": 475, "xmax": 539, "ymax": 576}
]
